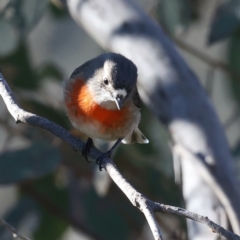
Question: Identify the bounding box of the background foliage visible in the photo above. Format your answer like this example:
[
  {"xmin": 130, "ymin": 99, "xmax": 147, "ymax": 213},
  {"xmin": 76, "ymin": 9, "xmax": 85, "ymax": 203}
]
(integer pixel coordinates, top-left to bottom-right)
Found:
[{"xmin": 0, "ymin": 0, "xmax": 240, "ymax": 239}]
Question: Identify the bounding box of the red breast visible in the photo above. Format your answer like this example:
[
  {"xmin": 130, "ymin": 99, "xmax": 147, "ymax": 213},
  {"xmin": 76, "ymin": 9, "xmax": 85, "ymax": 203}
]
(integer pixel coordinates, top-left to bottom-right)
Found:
[{"xmin": 66, "ymin": 79, "xmax": 130, "ymax": 130}]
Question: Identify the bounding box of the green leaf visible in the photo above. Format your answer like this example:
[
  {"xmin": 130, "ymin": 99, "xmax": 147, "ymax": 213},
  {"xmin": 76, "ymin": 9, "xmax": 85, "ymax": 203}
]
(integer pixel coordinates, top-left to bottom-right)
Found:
[
  {"xmin": 156, "ymin": 0, "xmax": 193, "ymax": 35},
  {"xmin": 228, "ymin": 28, "xmax": 240, "ymax": 100},
  {"xmin": 0, "ymin": 0, "xmax": 49, "ymax": 36},
  {"xmin": 33, "ymin": 175, "xmax": 68, "ymax": 240},
  {"xmin": 208, "ymin": 0, "xmax": 240, "ymax": 44},
  {"xmin": 0, "ymin": 142, "xmax": 61, "ymax": 184},
  {"xmin": 38, "ymin": 63, "xmax": 63, "ymax": 81},
  {"xmin": 83, "ymin": 188, "xmax": 143, "ymax": 240},
  {"xmin": 0, "ymin": 20, "xmax": 19, "ymax": 57},
  {"xmin": 25, "ymin": 100, "xmax": 69, "ymax": 128},
  {"xmin": 33, "ymin": 174, "xmax": 68, "ymax": 210},
  {"xmin": 232, "ymin": 139, "xmax": 240, "ymax": 157},
  {"xmin": 0, "ymin": 43, "xmax": 40, "ymax": 90},
  {"xmin": 34, "ymin": 209, "xmax": 67, "ymax": 240},
  {"xmin": 49, "ymin": 1, "xmax": 68, "ymax": 19}
]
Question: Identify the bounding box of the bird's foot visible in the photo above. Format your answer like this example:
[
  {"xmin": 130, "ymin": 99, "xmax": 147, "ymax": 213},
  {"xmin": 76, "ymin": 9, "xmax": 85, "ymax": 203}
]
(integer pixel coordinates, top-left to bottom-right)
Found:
[
  {"xmin": 96, "ymin": 138, "xmax": 123, "ymax": 171},
  {"xmin": 96, "ymin": 150, "xmax": 112, "ymax": 171},
  {"xmin": 82, "ymin": 138, "xmax": 94, "ymax": 162}
]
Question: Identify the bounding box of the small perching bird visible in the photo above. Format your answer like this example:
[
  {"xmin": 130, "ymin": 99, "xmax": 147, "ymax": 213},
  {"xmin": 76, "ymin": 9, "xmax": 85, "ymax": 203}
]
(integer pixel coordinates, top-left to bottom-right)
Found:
[{"xmin": 63, "ymin": 53, "xmax": 149, "ymax": 170}]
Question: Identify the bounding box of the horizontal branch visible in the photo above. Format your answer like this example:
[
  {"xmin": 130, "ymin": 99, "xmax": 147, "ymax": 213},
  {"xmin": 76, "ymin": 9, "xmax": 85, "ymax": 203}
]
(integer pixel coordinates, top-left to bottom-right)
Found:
[{"xmin": 0, "ymin": 72, "xmax": 239, "ymax": 240}]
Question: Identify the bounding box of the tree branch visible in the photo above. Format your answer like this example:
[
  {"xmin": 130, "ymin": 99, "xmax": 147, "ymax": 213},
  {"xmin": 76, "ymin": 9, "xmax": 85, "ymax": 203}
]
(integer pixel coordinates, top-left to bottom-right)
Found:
[
  {"xmin": 173, "ymin": 37, "xmax": 240, "ymax": 81},
  {"xmin": 0, "ymin": 217, "xmax": 31, "ymax": 240},
  {"xmin": 152, "ymin": 203, "xmax": 240, "ymax": 240},
  {"xmin": 0, "ymin": 72, "xmax": 162, "ymax": 240},
  {"xmin": 0, "ymin": 70, "xmax": 239, "ymax": 239}
]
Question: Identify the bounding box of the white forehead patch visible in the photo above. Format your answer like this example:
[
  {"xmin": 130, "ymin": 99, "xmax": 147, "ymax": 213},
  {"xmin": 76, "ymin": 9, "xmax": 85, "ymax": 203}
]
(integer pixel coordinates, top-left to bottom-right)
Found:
[
  {"xmin": 114, "ymin": 89, "xmax": 127, "ymax": 98},
  {"xmin": 104, "ymin": 60, "xmax": 116, "ymax": 73}
]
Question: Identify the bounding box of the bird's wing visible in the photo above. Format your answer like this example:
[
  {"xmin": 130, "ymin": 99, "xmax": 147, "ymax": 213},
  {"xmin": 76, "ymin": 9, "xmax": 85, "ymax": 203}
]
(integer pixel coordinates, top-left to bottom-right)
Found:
[
  {"xmin": 70, "ymin": 61, "xmax": 90, "ymax": 79},
  {"xmin": 132, "ymin": 87, "xmax": 141, "ymax": 109},
  {"xmin": 122, "ymin": 128, "xmax": 149, "ymax": 144}
]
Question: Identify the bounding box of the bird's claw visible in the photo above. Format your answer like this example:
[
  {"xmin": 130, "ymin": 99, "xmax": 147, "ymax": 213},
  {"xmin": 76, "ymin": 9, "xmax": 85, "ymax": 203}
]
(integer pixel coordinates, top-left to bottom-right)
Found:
[
  {"xmin": 83, "ymin": 138, "xmax": 122, "ymax": 170},
  {"xmin": 82, "ymin": 138, "xmax": 94, "ymax": 163},
  {"xmin": 82, "ymin": 146, "xmax": 90, "ymax": 163},
  {"xmin": 96, "ymin": 157, "xmax": 104, "ymax": 171},
  {"xmin": 96, "ymin": 151, "xmax": 111, "ymax": 171}
]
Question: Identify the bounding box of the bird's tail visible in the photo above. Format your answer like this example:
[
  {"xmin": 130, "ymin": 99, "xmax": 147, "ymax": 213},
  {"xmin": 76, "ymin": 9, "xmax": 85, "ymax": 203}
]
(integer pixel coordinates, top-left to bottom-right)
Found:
[{"xmin": 122, "ymin": 128, "xmax": 149, "ymax": 144}]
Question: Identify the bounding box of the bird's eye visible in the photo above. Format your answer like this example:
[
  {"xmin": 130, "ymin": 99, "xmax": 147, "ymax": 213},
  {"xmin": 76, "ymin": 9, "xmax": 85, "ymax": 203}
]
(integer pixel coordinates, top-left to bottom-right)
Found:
[{"xmin": 103, "ymin": 79, "xmax": 109, "ymax": 85}]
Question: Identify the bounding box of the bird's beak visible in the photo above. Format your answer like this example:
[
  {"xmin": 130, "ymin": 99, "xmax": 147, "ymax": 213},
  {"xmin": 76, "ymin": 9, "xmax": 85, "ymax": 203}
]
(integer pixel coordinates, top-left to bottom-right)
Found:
[{"xmin": 114, "ymin": 95, "xmax": 124, "ymax": 110}]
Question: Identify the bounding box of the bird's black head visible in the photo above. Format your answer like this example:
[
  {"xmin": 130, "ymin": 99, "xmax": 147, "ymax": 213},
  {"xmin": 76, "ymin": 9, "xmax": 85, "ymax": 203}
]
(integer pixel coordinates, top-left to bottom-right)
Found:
[
  {"xmin": 100, "ymin": 53, "xmax": 138, "ymax": 109},
  {"xmin": 106, "ymin": 53, "xmax": 138, "ymax": 92},
  {"xmin": 86, "ymin": 53, "xmax": 138, "ymax": 110}
]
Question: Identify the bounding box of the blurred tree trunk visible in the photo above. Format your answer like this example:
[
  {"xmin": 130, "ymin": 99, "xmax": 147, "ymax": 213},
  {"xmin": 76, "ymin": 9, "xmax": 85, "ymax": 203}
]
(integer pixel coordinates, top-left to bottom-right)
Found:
[{"xmin": 65, "ymin": 0, "xmax": 240, "ymax": 238}]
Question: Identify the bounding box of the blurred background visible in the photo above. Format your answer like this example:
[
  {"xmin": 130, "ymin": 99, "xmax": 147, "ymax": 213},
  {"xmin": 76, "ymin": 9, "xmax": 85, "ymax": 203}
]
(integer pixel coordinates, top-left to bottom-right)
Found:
[{"xmin": 0, "ymin": 0, "xmax": 240, "ymax": 239}]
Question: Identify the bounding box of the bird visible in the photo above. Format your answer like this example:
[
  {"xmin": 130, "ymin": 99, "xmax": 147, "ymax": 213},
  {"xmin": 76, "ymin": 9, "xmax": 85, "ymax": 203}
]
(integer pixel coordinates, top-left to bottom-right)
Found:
[{"xmin": 63, "ymin": 52, "xmax": 149, "ymax": 170}]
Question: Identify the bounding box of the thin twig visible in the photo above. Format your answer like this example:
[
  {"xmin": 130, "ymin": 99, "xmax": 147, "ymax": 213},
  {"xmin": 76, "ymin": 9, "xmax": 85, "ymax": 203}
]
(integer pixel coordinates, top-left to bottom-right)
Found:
[
  {"xmin": 0, "ymin": 217, "xmax": 31, "ymax": 240},
  {"xmin": 173, "ymin": 37, "xmax": 240, "ymax": 80},
  {"xmin": 152, "ymin": 203, "xmax": 240, "ymax": 240},
  {"xmin": 0, "ymin": 72, "xmax": 240, "ymax": 240}
]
